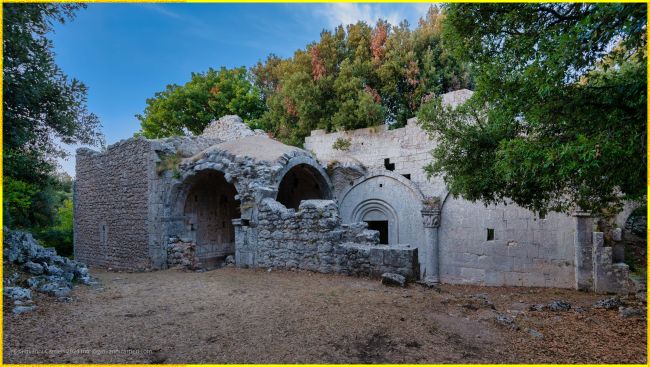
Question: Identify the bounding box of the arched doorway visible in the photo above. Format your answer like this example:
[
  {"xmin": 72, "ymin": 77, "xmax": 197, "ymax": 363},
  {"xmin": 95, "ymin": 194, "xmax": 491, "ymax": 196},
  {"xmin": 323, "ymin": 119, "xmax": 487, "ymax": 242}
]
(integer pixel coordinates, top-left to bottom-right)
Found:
[
  {"xmin": 352, "ymin": 199, "xmax": 398, "ymax": 245},
  {"xmin": 276, "ymin": 163, "xmax": 331, "ymax": 209},
  {"xmin": 183, "ymin": 170, "xmax": 239, "ymax": 268}
]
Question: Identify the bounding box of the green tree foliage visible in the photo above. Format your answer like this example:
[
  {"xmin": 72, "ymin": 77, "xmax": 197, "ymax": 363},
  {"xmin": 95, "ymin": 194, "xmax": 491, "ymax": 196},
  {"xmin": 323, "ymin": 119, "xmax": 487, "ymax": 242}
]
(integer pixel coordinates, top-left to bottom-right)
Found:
[
  {"xmin": 251, "ymin": 7, "xmax": 471, "ymax": 146},
  {"xmin": 418, "ymin": 3, "xmax": 647, "ymax": 215},
  {"xmin": 3, "ymin": 3, "xmax": 103, "ymax": 233},
  {"xmin": 3, "ymin": 3, "xmax": 104, "ymax": 185},
  {"xmin": 37, "ymin": 197, "xmax": 74, "ymax": 257},
  {"xmin": 136, "ymin": 67, "xmax": 266, "ymax": 138}
]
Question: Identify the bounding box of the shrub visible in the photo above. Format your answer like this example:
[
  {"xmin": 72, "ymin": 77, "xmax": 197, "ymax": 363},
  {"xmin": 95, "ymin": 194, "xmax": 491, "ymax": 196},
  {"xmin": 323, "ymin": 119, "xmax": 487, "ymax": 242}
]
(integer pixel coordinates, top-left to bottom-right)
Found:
[{"xmin": 332, "ymin": 137, "xmax": 351, "ymax": 151}]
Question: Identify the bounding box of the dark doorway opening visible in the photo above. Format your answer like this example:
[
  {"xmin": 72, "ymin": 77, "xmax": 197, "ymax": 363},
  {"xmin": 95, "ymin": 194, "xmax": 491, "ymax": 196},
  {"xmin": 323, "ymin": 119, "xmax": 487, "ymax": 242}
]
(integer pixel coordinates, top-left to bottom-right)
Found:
[
  {"xmin": 366, "ymin": 220, "xmax": 389, "ymax": 244},
  {"xmin": 184, "ymin": 170, "xmax": 238, "ymax": 268},
  {"xmin": 277, "ymin": 164, "xmax": 329, "ymax": 209}
]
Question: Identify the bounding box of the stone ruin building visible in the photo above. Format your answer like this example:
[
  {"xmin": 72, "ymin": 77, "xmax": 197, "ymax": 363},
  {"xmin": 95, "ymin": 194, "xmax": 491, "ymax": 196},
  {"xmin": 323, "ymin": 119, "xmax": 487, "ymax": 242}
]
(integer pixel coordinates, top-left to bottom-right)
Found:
[{"xmin": 74, "ymin": 90, "xmax": 641, "ymax": 293}]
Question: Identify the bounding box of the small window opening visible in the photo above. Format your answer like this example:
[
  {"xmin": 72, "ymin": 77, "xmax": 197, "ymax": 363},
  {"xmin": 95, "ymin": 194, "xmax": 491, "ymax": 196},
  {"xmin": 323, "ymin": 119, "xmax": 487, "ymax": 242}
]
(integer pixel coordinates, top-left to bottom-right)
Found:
[
  {"xmin": 487, "ymin": 228, "xmax": 495, "ymax": 241},
  {"xmin": 366, "ymin": 220, "xmax": 389, "ymax": 244},
  {"xmin": 402, "ymin": 174, "xmax": 411, "ymax": 180},
  {"xmin": 350, "ymin": 181, "xmax": 354, "ymax": 186},
  {"xmin": 384, "ymin": 158, "xmax": 395, "ymax": 171},
  {"xmin": 379, "ymin": 183, "xmax": 383, "ymax": 188}
]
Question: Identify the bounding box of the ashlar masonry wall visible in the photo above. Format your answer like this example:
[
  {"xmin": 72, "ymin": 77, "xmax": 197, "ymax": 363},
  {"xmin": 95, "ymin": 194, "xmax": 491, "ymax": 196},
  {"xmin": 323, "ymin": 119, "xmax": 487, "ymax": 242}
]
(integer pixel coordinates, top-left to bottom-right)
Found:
[
  {"xmin": 305, "ymin": 119, "xmax": 446, "ymax": 198},
  {"xmin": 304, "ymin": 102, "xmax": 577, "ymax": 288},
  {"xmin": 439, "ymin": 197, "xmax": 575, "ymax": 288}
]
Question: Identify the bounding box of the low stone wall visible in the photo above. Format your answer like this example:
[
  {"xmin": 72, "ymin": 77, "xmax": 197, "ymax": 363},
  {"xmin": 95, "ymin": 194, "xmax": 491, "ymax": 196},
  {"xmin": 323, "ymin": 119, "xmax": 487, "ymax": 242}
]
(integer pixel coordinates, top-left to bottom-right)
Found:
[
  {"xmin": 592, "ymin": 232, "xmax": 631, "ymax": 294},
  {"xmin": 254, "ymin": 199, "xmax": 419, "ymax": 279}
]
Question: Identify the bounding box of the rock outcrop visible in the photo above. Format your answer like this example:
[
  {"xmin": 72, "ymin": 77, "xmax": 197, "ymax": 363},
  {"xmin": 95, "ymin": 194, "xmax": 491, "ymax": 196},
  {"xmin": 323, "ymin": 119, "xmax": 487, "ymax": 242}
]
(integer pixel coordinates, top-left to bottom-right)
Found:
[{"xmin": 3, "ymin": 228, "xmax": 93, "ymax": 314}]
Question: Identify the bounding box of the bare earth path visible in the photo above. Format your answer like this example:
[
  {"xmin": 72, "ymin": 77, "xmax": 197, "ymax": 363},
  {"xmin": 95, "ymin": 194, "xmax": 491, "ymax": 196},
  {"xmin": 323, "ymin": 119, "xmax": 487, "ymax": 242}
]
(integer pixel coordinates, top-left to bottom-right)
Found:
[{"xmin": 3, "ymin": 267, "xmax": 647, "ymax": 364}]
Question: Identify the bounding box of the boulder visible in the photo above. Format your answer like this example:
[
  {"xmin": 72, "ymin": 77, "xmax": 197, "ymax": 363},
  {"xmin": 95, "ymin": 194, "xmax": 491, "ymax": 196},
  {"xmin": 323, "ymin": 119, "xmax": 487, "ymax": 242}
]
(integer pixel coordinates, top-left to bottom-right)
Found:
[
  {"xmin": 3, "ymin": 230, "xmax": 40, "ymax": 263},
  {"xmin": 594, "ymin": 297, "xmax": 623, "ymax": 310},
  {"xmin": 225, "ymin": 255, "xmax": 235, "ymax": 266},
  {"xmin": 45, "ymin": 264, "xmax": 64, "ymax": 276},
  {"xmin": 4, "ymin": 286, "xmax": 32, "ymax": 301},
  {"xmin": 5, "ymin": 228, "xmax": 93, "ymax": 291},
  {"xmin": 24, "ymin": 261, "xmax": 44, "ymax": 275},
  {"xmin": 37, "ymin": 281, "xmax": 72, "ymax": 298},
  {"xmin": 13, "ymin": 305, "xmax": 37, "ymax": 315},
  {"xmin": 381, "ymin": 273, "xmax": 406, "ymax": 287},
  {"xmin": 549, "ymin": 300, "xmax": 571, "ymax": 312},
  {"xmin": 495, "ymin": 314, "xmax": 519, "ymax": 330},
  {"xmin": 619, "ymin": 307, "xmax": 643, "ymax": 318}
]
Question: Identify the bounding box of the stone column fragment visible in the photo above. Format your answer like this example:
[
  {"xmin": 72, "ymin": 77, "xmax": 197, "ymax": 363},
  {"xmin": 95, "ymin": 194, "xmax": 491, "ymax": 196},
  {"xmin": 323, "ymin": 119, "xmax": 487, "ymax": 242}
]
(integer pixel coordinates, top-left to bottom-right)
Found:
[{"xmin": 421, "ymin": 203, "xmax": 441, "ymax": 283}]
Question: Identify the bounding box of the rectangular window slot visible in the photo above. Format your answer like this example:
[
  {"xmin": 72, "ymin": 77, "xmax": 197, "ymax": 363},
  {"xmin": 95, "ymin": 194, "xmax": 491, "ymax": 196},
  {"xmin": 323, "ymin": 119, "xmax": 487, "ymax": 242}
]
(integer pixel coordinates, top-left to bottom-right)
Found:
[
  {"xmin": 384, "ymin": 158, "xmax": 395, "ymax": 171},
  {"xmin": 487, "ymin": 228, "xmax": 495, "ymax": 241}
]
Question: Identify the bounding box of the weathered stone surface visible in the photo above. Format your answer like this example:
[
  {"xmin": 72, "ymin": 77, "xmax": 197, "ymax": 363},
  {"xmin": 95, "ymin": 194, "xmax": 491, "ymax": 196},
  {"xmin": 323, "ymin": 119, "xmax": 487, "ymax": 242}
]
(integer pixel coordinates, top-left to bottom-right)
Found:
[
  {"xmin": 13, "ymin": 305, "xmax": 37, "ymax": 315},
  {"xmin": 24, "ymin": 261, "xmax": 44, "ymax": 275},
  {"xmin": 549, "ymin": 300, "xmax": 571, "ymax": 312},
  {"xmin": 4, "ymin": 286, "xmax": 32, "ymax": 301},
  {"xmin": 594, "ymin": 297, "xmax": 623, "ymax": 310},
  {"xmin": 166, "ymin": 240, "xmax": 200, "ymax": 270},
  {"xmin": 73, "ymin": 106, "xmax": 635, "ymax": 292},
  {"xmin": 494, "ymin": 314, "xmax": 518, "ymax": 330},
  {"xmin": 619, "ymin": 307, "xmax": 643, "ymax": 318},
  {"xmin": 529, "ymin": 304, "xmax": 545, "ymax": 311},
  {"xmin": 4, "ymin": 228, "xmax": 93, "ymax": 298},
  {"xmin": 381, "ymin": 273, "xmax": 406, "ymax": 287},
  {"xmin": 255, "ymin": 198, "xmax": 418, "ymax": 279},
  {"xmin": 201, "ymin": 115, "xmax": 265, "ymax": 141}
]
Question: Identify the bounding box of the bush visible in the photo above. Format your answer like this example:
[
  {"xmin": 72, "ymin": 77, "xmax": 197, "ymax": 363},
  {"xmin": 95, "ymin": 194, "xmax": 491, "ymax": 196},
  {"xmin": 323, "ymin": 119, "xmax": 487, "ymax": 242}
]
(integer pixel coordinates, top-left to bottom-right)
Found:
[{"xmin": 332, "ymin": 137, "xmax": 352, "ymax": 151}]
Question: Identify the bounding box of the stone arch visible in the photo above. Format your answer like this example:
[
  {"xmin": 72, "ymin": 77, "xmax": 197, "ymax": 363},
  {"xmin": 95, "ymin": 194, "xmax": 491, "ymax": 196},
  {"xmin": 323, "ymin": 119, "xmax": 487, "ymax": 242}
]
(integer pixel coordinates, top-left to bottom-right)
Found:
[
  {"xmin": 339, "ymin": 170, "xmax": 426, "ymax": 246},
  {"xmin": 351, "ymin": 199, "xmax": 399, "ymax": 245},
  {"xmin": 169, "ymin": 168, "xmax": 241, "ymax": 267},
  {"xmin": 274, "ymin": 156, "xmax": 333, "ymax": 210}
]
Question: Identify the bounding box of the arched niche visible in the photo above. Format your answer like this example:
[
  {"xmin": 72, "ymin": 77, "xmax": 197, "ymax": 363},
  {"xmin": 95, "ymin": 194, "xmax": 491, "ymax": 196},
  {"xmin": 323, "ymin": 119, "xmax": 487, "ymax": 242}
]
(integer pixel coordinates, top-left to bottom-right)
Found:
[
  {"xmin": 275, "ymin": 159, "xmax": 333, "ymax": 210},
  {"xmin": 178, "ymin": 169, "xmax": 240, "ymax": 267},
  {"xmin": 340, "ymin": 171, "xmax": 425, "ymax": 248}
]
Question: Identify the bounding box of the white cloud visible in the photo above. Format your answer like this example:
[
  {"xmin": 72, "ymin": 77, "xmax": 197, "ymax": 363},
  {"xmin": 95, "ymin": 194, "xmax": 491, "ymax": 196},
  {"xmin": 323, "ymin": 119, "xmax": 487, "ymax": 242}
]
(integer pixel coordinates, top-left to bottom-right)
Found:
[
  {"xmin": 311, "ymin": 3, "xmax": 438, "ymax": 29},
  {"xmin": 314, "ymin": 4, "xmax": 403, "ymax": 28}
]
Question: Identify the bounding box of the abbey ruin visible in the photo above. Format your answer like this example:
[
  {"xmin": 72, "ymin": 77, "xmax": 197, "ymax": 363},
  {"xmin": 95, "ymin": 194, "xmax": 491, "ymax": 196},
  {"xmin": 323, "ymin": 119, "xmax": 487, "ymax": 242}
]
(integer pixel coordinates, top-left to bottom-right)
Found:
[{"xmin": 74, "ymin": 90, "xmax": 637, "ymax": 293}]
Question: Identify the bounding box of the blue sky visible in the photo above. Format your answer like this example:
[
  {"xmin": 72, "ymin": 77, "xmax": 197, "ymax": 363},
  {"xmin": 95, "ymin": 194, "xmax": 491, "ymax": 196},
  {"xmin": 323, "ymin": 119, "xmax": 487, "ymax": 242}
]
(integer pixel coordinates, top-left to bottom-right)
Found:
[{"xmin": 51, "ymin": 3, "xmax": 435, "ymax": 176}]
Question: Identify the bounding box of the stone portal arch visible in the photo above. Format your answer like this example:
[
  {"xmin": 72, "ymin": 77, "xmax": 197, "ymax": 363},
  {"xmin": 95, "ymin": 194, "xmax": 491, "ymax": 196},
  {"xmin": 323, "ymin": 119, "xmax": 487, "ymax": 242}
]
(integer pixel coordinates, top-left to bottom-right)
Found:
[
  {"xmin": 274, "ymin": 157, "xmax": 333, "ymax": 210},
  {"xmin": 172, "ymin": 169, "xmax": 240, "ymax": 267},
  {"xmin": 339, "ymin": 170, "xmax": 425, "ymax": 249},
  {"xmin": 351, "ymin": 199, "xmax": 398, "ymax": 245}
]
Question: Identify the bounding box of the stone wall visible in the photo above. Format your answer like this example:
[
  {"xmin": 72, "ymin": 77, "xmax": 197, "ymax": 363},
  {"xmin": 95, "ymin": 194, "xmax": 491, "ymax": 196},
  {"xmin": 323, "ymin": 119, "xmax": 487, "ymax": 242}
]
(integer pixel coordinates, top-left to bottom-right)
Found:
[
  {"xmin": 305, "ymin": 118, "xmax": 446, "ymax": 198},
  {"xmin": 253, "ymin": 199, "xmax": 419, "ymax": 279},
  {"xmin": 304, "ymin": 90, "xmax": 578, "ymax": 288},
  {"xmin": 439, "ymin": 197, "xmax": 575, "ymax": 288},
  {"xmin": 75, "ymin": 138, "xmax": 155, "ymax": 270}
]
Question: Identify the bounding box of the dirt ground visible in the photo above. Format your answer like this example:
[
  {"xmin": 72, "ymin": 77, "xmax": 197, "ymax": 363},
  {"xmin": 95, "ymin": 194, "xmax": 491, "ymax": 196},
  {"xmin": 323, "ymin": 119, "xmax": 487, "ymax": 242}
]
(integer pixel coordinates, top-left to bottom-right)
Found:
[{"xmin": 3, "ymin": 267, "xmax": 647, "ymax": 364}]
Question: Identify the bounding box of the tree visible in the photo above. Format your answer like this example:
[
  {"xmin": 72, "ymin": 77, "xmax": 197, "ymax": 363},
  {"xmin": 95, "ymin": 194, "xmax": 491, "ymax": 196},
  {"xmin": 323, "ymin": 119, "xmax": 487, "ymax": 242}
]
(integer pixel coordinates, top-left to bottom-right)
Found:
[
  {"xmin": 418, "ymin": 3, "xmax": 647, "ymax": 215},
  {"xmin": 3, "ymin": 3, "xmax": 104, "ymax": 228},
  {"xmin": 251, "ymin": 7, "xmax": 471, "ymax": 146},
  {"xmin": 136, "ymin": 67, "xmax": 266, "ymax": 138}
]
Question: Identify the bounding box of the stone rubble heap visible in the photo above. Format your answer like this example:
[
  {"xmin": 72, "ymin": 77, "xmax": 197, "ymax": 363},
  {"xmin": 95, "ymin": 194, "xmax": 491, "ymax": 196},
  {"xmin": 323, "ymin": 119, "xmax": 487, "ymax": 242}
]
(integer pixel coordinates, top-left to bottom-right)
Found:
[
  {"xmin": 3, "ymin": 229, "xmax": 93, "ymax": 315},
  {"xmin": 254, "ymin": 199, "xmax": 419, "ymax": 279},
  {"xmin": 166, "ymin": 237, "xmax": 200, "ymax": 270}
]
